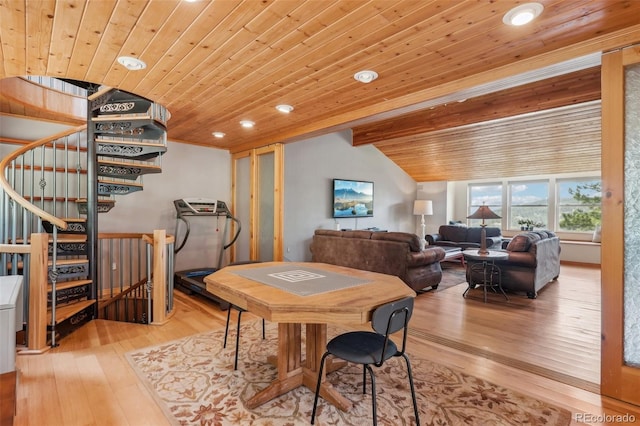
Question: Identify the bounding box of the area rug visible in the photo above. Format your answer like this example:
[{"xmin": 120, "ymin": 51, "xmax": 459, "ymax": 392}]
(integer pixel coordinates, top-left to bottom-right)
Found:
[
  {"xmin": 126, "ymin": 321, "xmax": 571, "ymax": 425},
  {"xmin": 429, "ymin": 263, "xmax": 467, "ymax": 292}
]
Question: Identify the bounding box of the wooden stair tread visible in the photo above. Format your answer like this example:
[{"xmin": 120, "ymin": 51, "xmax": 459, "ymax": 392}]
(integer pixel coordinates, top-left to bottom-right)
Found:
[
  {"xmin": 75, "ymin": 198, "xmax": 115, "ymax": 205},
  {"xmin": 97, "ymin": 159, "xmax": 161, "ymax": 171},
  {"xmin": 12, "ymin": 235, "xmax": 87, "ymax": 244},
  {"xmin": 48, "ymin": 300, "xmax": 95, "ymax": 324},
  {"xmin": 94, "ymin": 138, "xmax": 165, "ymax": 148},
  {"xmin": 49, "ymin": 259, "xmax": 88, "ymax": 267},
  {"xmin": 56, "ymin": 218, "xmax": 87, "ymax": 223},
  {"xmin": 51, "ymin": 235, "xmax": 87, "ymax": 242},
  {"xmin": 48, "ymin": 279, "xmax": 92, "ymax": 292},
  {"xmin": 92, "ymin": 114, "xmax": 154, "ymax": 122},
  {"xmin": 97, "ymin": 179, "xmax": 143, "ymax": 188}
]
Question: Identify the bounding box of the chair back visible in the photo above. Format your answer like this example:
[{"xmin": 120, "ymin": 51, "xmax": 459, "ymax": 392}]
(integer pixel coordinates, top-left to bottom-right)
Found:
[{"xmin": 371, "ymin": 297, "xmax": 414, "ymax": 335}]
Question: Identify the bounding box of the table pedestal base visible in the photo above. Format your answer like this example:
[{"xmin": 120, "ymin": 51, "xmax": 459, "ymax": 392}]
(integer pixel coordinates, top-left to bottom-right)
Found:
[{"xmin": 245, "ymin": 323, "xmax": 352, "ymax": 411}]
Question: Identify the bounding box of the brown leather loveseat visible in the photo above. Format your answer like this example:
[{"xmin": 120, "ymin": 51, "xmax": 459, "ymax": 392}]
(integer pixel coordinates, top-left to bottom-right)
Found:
[
  {"xmin": 466, "ymin": 230, "xmax": 561, "ymax": 299},
  {"xmin": 309, "ymin": 229, "xmax": 445, "ymax": 292}
]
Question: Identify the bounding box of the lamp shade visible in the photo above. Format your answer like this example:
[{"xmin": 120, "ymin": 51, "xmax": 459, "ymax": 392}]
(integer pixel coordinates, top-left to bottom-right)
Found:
[
  {"xmin": 413, "ymin": 200, "xmax": 433, "ymax": 216},
  {"xmin": 467, "ymin": 204, "xmax": 501, "ymax": 220}
]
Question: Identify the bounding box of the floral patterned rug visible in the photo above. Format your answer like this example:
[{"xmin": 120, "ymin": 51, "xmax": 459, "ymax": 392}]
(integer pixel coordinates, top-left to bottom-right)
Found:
[{"xmin": 126, "ymin": 321, "xmax": 572, "ymax": 426}]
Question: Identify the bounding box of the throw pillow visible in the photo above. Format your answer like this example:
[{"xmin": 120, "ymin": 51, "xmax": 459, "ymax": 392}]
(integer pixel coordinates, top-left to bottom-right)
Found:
[{"xmin": 506, "ymin": 232, "xmax": 542, "ymax": 252}]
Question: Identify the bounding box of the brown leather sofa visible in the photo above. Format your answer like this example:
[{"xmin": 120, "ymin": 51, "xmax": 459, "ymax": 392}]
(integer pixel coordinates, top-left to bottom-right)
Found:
[
  {"xmin": 426, "ymin": 224, "xmax": 502, "ymax": 250},
  {"xmin": 466, "ymin": 230, "xmax": 561, "ymax": 299},
  {"xmin": 309, "ymin": 229, "xmax": 446, "ymax": 292}
]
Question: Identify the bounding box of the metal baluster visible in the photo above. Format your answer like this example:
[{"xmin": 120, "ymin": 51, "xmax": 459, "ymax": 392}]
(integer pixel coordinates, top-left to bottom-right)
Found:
[
  {"xmin": 64, "ymin": 136, "xmax": 69, "ymax": 217},
  {"xmin": 39, "ymin": 146, "xmax": 46, "ymax": 211},
  {"xmin": 52, "ymin": 138, "xmax": 57, "ymax": 217},
  {"xmin": 10, "ymin": 161, "xmax": 18, "ymax": 274},
  {"xmin": 109, "ymin": 239, "xmax": 114, "ymax": 299},
  {"xmin": 98, "ymin": 238, "xmax": 103, "ymax": 311},
  {"xmin": 50, "ymin": 226, "xmax": 59, "ymax": 347},
  {"xmin": 77, "ymin": 134, "xmax": 82, "ymax": 206}
]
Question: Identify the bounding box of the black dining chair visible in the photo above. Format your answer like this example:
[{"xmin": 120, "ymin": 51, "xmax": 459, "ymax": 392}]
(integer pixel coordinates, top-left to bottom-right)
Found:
[
  {"xmin": 222, "ymin": 260, "xmax": 266, "ymax": 370},
  {"xmin": 311, "ymin": 296, "xmax": 420, "ymax": 425},
  {"xmin": 223, "ymin": 306, "xmax": 265, "ymax": 370}
]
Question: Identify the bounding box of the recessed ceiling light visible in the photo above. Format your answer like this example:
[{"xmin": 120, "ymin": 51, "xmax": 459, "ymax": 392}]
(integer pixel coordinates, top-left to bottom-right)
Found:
[
  {"xmin": 239, "ymin": 120, "xmax": 255, "ymax": 128},
  {"xmin": 354, "ymin": 70, "xmax": 378, "ymax": 84},
  {"xmin": 503, "ymin": 3, "xmax": 544, "ymax": 26},
  {"xmin": 117, "ymin": 56, "xmax": 147, "ymax": 71},
  {"xmin": 275, "ymin": 104, "xmax": 294, "ymax": 113},
  {"xmin": 212, "ymin": 132, "xmax": 225, "ymax": 138}
]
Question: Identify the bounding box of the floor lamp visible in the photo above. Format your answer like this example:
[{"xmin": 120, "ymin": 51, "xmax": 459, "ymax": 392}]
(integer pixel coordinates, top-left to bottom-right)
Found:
[
  {"xmin": 467, "ymin": 203, "xmax": 501, "ymax": 255},
  {"xmin": 413, "ymin": 200, "xmax": 433, "ymax": 250}
]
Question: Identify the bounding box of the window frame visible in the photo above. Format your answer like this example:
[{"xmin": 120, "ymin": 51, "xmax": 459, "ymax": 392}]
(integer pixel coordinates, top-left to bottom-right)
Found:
[
  {"xmin": 507, "ymin": 180, "xmax": 550, "ymax": 231},
  {"xmin": 555, "ymin": 177, "xmax": 602, "ymax": 234},
  {"xmin": 467, "ymin": 182, "xmax": 503, "ymax": 227}
]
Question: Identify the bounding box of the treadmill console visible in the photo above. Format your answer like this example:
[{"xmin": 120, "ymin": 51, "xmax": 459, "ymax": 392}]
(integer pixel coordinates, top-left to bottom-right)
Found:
[{"xmin": 174, "ymin": 198, "xmax": 231, "ymax": 216}]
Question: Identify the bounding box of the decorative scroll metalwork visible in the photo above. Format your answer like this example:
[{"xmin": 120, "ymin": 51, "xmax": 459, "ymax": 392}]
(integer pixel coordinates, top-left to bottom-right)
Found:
[
  {"xmin": 96, "ymin": 121, "xmax": 135, "ymax": 132},
  {"xmin": 49, "ymin": 242, "xmax": 87, "ymax": 256},
  {"xmin": 90, "ymin": 92, "xmax": 112, "ymax": 111},
  {"xmin": 67, "ymin": 222, "xmax": 87, "ymax": 233},
  {"xmin": 98, "ymin": 182, "xmax": 142, "ymax": 195},
  {"xmin": 97, "ymin": 143, "xmax": 144, "ymax": 156},
  {"xmin": 100, "ymin": 102, "xmax": 135, "ymax": 113},
  {"xmin": 51, "ymin": 263, "xmax": 89, "ymax": 280},
  {"xmin": 99, "ymin": 164, "xmax": 143, "ymax": 177},
  {"xmin": 48, "ymin": 283, "xmax": 91, "ymax": 304}
]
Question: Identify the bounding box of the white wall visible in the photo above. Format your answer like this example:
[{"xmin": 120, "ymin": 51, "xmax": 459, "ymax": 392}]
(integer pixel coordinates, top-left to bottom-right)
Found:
[
  {"xmin": 98, "ymin": 141, "xmax": 231, "ymax": 271},
  {"xmin": 415, "ymin": 181, "xmax": 448, "ymax": 236},
  {"xmin": 283, "ymin": 130, "xmax": 417, "ymax": 262}
]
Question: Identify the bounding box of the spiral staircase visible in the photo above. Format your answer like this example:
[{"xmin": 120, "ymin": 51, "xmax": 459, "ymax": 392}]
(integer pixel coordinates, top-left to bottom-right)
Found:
[{"xmin": 0, "ymin": 76, "xmax": 172, "ymax": 347}]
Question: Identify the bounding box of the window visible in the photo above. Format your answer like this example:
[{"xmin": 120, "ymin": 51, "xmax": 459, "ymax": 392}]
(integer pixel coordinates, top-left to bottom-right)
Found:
[
  {"xmin": 509, "ymin": 181, "xmax": 549, "ymax": 230},
  {"xmin": 468, "ymin": 183, "xmax": 502, "ymax": 226},
  {"xmin": 557, "ymin": 178, "xmax": 601, "ymax": 232}
]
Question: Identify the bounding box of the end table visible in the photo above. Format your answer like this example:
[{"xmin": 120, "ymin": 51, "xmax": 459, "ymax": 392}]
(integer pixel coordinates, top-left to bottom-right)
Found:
[{"xmin": 462, "ymin": 249, "xmax": 509, "ymax": 303}]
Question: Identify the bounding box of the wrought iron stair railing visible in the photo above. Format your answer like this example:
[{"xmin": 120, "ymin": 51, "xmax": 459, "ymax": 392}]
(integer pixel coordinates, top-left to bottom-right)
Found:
[{"xmin": 0, "ymin": 76, "xmax": 174, "ymax": 350}]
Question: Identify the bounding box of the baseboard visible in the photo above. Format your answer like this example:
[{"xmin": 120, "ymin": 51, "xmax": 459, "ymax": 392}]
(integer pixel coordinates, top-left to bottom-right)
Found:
[{"xmin": 560, "ymin": 260, "xmax": 601, "ymax": 268}]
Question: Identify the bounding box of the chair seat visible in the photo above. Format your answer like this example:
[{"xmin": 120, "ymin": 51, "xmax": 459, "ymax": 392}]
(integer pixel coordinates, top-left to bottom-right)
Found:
[{"xmin": 327, "ymin": 331, "xmax": 397, "ymax": 365}]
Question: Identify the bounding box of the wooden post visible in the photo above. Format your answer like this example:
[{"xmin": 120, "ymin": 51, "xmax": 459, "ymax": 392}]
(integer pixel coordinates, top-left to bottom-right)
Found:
[
  {"xmin": 27, "ymin": 233, "xmax": 49, "ymax": 353},
  {"xmin": 151, "ymin": 230, "xmax": 168, "ymax": 325}
]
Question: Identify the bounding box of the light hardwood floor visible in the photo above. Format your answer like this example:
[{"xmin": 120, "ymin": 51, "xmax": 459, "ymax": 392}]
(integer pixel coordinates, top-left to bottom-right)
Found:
[{"xmin": 9, "ymin": 264, "xmax": 640, "ymax": 425}]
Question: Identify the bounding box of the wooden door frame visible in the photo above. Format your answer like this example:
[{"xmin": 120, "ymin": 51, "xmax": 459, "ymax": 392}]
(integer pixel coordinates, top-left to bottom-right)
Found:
[
  {"xmin": 231, "ymin": 144, "xmax": 284, "ymax": 262},
  {"xmin": 601, "ymin": 45, "xmax": 640, "ymax": 406}
]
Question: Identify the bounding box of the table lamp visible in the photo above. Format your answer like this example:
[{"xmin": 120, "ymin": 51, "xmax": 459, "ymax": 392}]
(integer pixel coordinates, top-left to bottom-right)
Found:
[
  {"xmin": 467, "ymin": 203, "xmax": 501, "ymax": 255},
  {"xmin": 413, "ymin": 200, "xmax": 433, "ymax": 250}
]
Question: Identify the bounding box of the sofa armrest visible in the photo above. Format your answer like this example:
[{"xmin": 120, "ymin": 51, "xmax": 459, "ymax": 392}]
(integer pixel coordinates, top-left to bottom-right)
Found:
[
  {"xmin": 425, "ymin": 233, "xmax": 441, "ymax": 245},
  {"xmin": 407, "ymin": 246, "xmax": 445, "ymax": 266},
  {"xmin": 486, "ymin": 236, "xmax": 503, "ymax": 249}
]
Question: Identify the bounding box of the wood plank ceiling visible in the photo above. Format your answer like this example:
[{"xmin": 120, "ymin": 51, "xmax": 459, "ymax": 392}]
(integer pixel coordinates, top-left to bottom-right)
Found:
[
  {"xmin": 355, "ymin": 66, "xmax": 603, "ymax": 181},
  {"xmin": 1, "ymin": 0, "xmax": 640, "ymax": 181}
]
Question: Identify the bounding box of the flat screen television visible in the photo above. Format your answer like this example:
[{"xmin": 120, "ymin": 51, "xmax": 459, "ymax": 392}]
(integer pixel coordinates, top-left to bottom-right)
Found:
[{"xmin": 332, "ymin": 178, "xmax": 374, "ymax": 218}]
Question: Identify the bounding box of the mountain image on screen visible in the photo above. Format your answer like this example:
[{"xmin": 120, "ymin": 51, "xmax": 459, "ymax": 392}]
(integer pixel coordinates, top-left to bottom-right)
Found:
[{"xmin": 333, "ymin": 182, "xmax": 373, "ymax": 217}]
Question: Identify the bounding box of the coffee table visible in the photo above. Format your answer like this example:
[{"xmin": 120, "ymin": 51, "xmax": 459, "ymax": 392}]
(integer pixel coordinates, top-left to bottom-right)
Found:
[
  {"xmin": 203, "ymin": 261, "xmax": 415, "ymax": 411},
  {"xmin": 441, "ymin": 247, "xmax": 465, "ymax": 265}
]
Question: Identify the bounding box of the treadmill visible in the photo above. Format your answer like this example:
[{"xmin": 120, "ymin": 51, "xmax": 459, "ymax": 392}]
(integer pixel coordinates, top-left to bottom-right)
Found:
[{"xmin": 173, "ymin": 198, "xmax": 241, "ymax": 309}]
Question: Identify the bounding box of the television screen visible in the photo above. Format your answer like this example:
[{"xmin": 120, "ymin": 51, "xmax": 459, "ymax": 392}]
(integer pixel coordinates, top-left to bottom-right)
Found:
[{"xmin": 333, "ymin": 179, "xmax": 374, "ymax": 218}]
